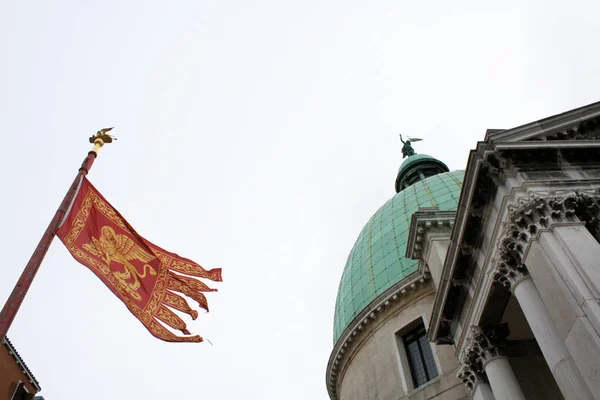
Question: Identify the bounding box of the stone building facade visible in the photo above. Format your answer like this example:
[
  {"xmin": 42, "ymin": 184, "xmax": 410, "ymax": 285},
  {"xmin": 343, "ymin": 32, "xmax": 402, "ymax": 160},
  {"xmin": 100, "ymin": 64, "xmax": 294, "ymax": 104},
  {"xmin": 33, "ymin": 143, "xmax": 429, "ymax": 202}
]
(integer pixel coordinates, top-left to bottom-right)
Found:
[{"xmin": 327, "ymin": 101, "xmax": 600, "ymax": 400}]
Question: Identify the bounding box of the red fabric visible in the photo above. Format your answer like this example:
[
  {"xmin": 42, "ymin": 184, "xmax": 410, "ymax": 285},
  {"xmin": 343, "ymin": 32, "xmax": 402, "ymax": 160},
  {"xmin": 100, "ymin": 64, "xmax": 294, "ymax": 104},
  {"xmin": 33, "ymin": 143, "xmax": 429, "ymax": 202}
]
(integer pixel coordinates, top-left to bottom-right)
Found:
[{"xmin": 56, "ymin": 177, "xmax": 221, "ymax": 342}]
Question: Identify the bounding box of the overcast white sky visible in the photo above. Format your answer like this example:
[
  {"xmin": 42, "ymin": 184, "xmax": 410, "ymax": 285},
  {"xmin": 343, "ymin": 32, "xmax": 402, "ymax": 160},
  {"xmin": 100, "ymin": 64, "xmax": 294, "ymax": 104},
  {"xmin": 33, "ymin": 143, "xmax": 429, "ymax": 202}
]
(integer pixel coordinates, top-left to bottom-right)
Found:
[{"xmin": 1, "ymin": 1, "xmax": 600, "ymax": 399}]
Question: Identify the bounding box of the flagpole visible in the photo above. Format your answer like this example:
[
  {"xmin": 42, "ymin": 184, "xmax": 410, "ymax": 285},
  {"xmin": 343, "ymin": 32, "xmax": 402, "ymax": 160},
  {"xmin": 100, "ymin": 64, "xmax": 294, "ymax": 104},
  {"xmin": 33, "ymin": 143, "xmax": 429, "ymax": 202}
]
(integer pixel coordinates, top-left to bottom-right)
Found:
[{"xmin": 0, "ymin": 129, "xmax": 115, "ymax": 339}]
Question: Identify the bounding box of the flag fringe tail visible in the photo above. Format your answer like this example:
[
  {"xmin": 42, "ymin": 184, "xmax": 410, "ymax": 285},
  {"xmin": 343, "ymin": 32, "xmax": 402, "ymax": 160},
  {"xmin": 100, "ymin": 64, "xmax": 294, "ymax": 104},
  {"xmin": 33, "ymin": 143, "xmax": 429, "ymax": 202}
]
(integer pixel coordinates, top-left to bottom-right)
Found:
[
  {"xmin": 163, "ymin": 290, "xmax": 199, "ymax": 320},
  {"xmin": 147, "ymin": 264, "xmax": 220, "ymax": 342},
  {"xmin": 169, "ymin": 271, "xmax": 218, "ymax": 292},
  {"xmin": 156, "ymin": 305, "xmax": 194, "ymax": 335},
  {"xmin": 157, "ymin": 251, "xmax": 222, "ymax": 282},
  {"xmin": 167, "ymin": 273, "xmax": 210, "ymax": 311},
  {"xmin": 147, "ymin": 318, "xmax": 203, "ymax": 343}
]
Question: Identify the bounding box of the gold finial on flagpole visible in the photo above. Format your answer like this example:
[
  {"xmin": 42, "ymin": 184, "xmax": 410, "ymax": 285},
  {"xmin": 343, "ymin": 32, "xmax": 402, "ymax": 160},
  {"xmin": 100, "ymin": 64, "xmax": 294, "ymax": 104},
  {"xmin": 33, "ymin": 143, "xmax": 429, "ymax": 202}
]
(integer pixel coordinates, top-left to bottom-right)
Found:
[{"xmin": 89, "ymin": 127, "xmax": 117, "ymax": 154}]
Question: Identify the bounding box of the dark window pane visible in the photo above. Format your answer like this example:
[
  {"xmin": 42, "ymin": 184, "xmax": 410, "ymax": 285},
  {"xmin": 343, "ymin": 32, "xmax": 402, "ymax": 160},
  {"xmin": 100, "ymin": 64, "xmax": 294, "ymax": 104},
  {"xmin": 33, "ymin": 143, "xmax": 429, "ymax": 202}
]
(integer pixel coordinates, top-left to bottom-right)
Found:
[
  {"xmin": 402, "ymin": 323, "xmax": 438, "ymax": 388},
  {"xmin": 406, "ymin": 340, "xmax": 427, "ymax": 387},
  {"xmin": 419, "ymin": 335, "xmax": 439, "ymax": 380}
]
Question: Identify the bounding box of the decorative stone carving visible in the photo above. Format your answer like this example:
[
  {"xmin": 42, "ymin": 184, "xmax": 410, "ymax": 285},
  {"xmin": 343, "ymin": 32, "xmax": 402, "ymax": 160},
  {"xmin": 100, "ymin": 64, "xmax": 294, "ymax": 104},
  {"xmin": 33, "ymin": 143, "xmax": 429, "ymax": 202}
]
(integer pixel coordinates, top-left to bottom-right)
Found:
[
  {"xmin": 501, "ymin": 193, "xmax": 581, "ymax": 255},
  {"xmin": 492, "ymin": 191, "xmax": 600, "ymax": 288},
  {"xmin": 457, "ymin": 362, "xmax": 487, "ymax": 392},
  {"xmin": 468, "ymin": 324, "xmax": 509, "ymax": 362},
  {"xmin": 484, "ymin": 153, "xmax": 515, "ymax": 186},
  {"xmin": 570, "ymin": 192, "xmax": 600, "ymax": 243},
  {"xmin": 457, "ymin": 324, "xmax": 510, "ymax": 391},
  {"xmin": 493, "ymin": 259, "xmax": 529, "ymax": 289},
  {"xmin": 525, "ymin": 116, "xmax": 600, "ymax": 141}
]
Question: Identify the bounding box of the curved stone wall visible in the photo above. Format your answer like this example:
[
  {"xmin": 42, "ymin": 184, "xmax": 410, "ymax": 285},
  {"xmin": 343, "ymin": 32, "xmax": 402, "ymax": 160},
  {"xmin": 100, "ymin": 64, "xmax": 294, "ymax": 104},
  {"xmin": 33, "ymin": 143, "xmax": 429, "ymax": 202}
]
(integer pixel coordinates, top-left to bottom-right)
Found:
[{"xmin": 336, "ymin": 285, "xmax": 467, "ymax": 400}]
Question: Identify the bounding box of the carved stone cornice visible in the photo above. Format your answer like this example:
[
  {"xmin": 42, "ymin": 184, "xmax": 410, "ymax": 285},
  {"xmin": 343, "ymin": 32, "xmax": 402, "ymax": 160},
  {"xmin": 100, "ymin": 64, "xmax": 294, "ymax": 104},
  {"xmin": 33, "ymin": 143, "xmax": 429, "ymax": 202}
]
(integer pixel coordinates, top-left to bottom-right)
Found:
[
  {"xmin": 524, "ymin": 115, "xmax": 600, "ymax": 141},
  {"xmin": 325, "ymin": 270, "xmax": 431, "ymax": 400},
  {"xmin": 429, "ymin": 155, "xmax": 494, "ymax": 344},
  {"xmin": 484, "ymin": 101, "xmax": 600, "ymax": 143},
  {"xmin": 406, "ymin": 208, "xmax": 456, "ymax": 260},
  {"xmin": 457, "ymin": 324, "xmax": 509, "ymax": 391}
]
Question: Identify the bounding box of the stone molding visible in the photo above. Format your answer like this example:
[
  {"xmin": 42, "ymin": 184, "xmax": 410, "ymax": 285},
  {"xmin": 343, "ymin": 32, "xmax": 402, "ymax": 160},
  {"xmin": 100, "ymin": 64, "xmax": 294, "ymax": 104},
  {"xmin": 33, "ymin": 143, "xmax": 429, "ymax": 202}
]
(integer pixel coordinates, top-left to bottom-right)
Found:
[
  {"xmin": 479, "ymin": 113, "xmax": 600, "ymax": 186},
  {"xmin": 492, "ymin": 191, "xmax": 600, "ymax": 289},
  {"xmin": 484, "ymin": 101, "xmax": 600, "ymax": 143},
  {"xmin": 325, "ymin": 270, "xmax": 431, "ymax": 400},
  {"xmin": 457, "ymin": 324, "xmax": 509, "ymax": 392},
  {"xmin": 524, "ymin": 114, "xmax": 600, "ymax": 141},
  {"xmin": 406, "ymin": 208, "xmax": 456, "ymax": 261}
]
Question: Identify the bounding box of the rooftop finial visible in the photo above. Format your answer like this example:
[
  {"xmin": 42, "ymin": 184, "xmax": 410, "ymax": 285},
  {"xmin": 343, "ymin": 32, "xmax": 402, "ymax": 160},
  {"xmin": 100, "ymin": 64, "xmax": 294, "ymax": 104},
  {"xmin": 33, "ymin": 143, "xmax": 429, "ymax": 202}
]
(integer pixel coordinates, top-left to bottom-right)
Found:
[{"xmin": 399, "ymin": 134, "xmax": 423, "ymax": 159}]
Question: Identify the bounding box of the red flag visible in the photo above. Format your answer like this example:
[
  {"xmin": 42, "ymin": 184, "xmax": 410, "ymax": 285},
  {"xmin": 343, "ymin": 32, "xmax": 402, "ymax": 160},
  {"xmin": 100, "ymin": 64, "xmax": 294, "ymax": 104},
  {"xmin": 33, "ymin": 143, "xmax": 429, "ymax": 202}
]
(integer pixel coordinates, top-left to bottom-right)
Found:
[{"xmin": 56, "ymin": 177, "xmax": 221, "ymax": 342}]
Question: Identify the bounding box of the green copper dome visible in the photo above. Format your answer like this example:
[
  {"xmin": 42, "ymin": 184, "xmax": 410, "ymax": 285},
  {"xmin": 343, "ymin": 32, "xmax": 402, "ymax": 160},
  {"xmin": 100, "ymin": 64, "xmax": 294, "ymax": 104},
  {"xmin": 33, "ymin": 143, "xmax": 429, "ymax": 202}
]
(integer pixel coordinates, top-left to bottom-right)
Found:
[{"xmin": 333, "ymin": 168, "xmax": 464, "ymax": 343}]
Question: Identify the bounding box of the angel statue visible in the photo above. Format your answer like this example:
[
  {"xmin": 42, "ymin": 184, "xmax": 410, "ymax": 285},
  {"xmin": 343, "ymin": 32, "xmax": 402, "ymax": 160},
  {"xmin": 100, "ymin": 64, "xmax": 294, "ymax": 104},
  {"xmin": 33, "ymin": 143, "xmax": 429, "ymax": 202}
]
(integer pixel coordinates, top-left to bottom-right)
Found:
[{"xmin": 399, "ymin": 134, "xmax": 423, "ymax": 158}]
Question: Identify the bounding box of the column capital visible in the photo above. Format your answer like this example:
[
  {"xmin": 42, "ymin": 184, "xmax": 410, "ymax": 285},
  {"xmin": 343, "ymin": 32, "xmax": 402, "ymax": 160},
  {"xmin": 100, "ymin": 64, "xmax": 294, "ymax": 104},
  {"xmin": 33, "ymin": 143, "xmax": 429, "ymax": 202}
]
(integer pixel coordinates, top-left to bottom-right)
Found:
[
  {"xmin": 466, "ymin": 324, "xmax": 510, "ymax": 363},
  {"xmin": 458, "ymin": 324, "xmax": 510, "ymax": 392},
  {"xmin": 499, "ymin": 192, "xmax": 583, "ymax": 258},
  {"xmin": 457, "ymin": 362, "xmax": 487, "ymax": 392},
  {"xmin": 492, "ymin": 258, "xmax": 529, "ymax": 290},
  {"xmin": 496, "ymin": 191, "xmax": 600, "ymax": 261},
  {"xmin": 492, "ymin": 190, "xmax": 600, "ymax": 290}
]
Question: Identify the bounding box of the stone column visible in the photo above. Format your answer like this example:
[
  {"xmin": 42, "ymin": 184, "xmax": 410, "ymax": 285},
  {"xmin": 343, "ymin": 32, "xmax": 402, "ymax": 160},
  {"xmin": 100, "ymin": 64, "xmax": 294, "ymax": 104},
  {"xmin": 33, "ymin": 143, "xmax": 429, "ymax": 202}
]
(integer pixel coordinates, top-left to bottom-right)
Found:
[
  {"xmin": 540, "ymin": 224, "xmax": 600, "ymax": 334},
  {"xmin": 495, "ymin": 260, "xmax": 595, "ymax": 400},
  {"xmin": 513, "ymin": 275, "xmax": 595, "ymax": 400},
  {"xmin": 459, "ymin": 325, "xmax": 525, "ymax": 400},
  {"xmin": 473, "ymin": 325, "xmax": 525, "ymax": 400},
  {"xmin": 472, "ymin": 382, "xmax": 495, "ymax": 400},
  {"xmin": 483, "ymin": 356, "xmax": 523, "ymax": 400}
]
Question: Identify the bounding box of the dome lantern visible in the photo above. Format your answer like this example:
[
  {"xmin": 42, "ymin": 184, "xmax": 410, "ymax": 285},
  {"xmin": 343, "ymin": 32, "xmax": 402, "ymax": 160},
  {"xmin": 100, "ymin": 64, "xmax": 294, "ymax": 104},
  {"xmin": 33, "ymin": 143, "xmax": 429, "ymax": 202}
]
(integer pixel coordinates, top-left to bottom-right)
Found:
[{"xmin": 395, "ymin": 154, "xmax": 449, "ymax": 193}]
